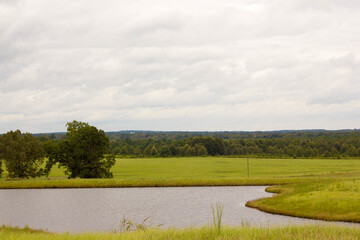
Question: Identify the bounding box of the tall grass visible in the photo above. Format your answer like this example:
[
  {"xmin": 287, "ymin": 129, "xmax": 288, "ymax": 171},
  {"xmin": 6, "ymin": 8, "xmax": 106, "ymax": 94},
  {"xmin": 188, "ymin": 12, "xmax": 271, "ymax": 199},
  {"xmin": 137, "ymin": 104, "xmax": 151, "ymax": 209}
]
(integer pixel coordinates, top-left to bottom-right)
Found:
[
  {"xmin": 115, "ymin": 215, "xmax": 152, "ymax": 232},
  {"xmin": 211, "ymin": 203, "xmax": 224, "ymax": 233}
]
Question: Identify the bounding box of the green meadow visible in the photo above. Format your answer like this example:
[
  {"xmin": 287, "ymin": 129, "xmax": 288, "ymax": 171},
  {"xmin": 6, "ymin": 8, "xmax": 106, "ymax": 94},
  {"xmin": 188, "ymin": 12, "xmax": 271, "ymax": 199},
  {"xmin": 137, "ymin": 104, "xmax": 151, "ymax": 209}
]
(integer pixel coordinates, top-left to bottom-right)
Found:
[
  {"xmin": 47, "ymin": 157, "xmax": 360, "ymax": 180},
  {"xmin": 112, "ymin": 157, "xmax": 360, "ymax": 179},
  {"xmin": 1, "ymin": 157, "xmax": 360, "ymax": 188}
]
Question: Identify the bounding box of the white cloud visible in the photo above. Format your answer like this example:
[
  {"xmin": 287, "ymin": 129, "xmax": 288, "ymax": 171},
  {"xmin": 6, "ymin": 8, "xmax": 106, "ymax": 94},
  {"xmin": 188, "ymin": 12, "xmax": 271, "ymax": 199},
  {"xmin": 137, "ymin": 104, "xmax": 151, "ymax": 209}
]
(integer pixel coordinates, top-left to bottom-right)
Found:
[{"xmin": 0, "ymin": 0, "xmax": 360, "ymax": 132}]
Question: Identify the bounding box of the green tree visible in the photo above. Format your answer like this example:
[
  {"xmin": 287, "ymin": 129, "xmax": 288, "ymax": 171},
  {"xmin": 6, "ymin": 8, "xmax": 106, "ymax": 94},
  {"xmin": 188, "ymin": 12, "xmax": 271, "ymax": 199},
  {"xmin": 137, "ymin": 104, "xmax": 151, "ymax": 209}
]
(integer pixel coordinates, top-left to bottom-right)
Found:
[
  {"xmin": 149, "ymin": 145, "xmax": 158, "ymax": 156},
  {"xmin": 294, "ymin": 146, "xmax": 303, "ymax": 158},
  {"xmin": 190, "ymin": 137, "xmax": 225, "ymax": 156},
  {"xmin": 186, "ymin": 146, "xmax": 196, "ymax": 156},
  {"xmin": 195, "ymin": 144, "xmax": 208, "ymax": 156},
  {"xmin": 133, "ymin": 146, "xmax": 142, "ymax": 156},
  {"xmin": 169, "ymin": 144, "xmax": 178, "ymax": 156},
  {"xmin": 159, "ymin": 145, "xmax": 171, "ymax": 157},
  {"xmin": 331, "ymin": 147, "xmax": 339, "ymax": 157},
  {"xmin": 45, "ymin": 121, "xmax": 115, "ymax": 178},
  {"xmin": 178, "ymin": 144, "xmax": 191, "ymax": 156},
  {"xmin": 303, "ymin": 147, "xmax": 311, "ymax": 158},
  {"xmin": 144, "ymin": 144, "xmax": 158, "ymax": 156},
  {"xmin": 347, "ymin": 146, "xmax": 357, "ymax": 157},
  {"xmin": 119, "ymin": 145, "xmax": 129, "ymax": 156},
  {"xmin": 0, "ymin": 130, "xmax": 45, "ymax": 178}
]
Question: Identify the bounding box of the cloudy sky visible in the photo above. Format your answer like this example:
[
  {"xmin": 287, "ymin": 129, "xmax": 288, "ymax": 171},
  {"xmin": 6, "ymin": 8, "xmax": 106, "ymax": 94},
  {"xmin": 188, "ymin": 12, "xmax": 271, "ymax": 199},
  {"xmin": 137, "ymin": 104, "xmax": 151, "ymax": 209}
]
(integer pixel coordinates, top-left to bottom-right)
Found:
[{"xmin": 1, "ymin": 0, "xmax": 360, "ymax": 133}]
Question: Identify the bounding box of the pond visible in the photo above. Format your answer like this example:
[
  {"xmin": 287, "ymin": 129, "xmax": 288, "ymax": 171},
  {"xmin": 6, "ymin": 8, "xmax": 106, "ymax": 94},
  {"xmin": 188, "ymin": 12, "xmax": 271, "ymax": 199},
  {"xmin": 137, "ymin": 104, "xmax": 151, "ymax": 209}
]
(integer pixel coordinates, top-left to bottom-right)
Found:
[{"xmin": 0, "ymin": 186, "xmax": 355, "ymax": 232}]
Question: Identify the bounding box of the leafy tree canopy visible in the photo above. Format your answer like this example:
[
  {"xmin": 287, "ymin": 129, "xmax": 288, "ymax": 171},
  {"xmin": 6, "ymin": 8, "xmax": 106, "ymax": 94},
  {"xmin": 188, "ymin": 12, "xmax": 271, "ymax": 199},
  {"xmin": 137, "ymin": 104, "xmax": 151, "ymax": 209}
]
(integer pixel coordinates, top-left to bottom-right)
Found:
[
  {"xmin": 0, "ymin": 130, "xmax": 45, "ymax": 178},
  {"xmin": 45, "ymin": 121, "xmax": 115, "ymax": 178}
]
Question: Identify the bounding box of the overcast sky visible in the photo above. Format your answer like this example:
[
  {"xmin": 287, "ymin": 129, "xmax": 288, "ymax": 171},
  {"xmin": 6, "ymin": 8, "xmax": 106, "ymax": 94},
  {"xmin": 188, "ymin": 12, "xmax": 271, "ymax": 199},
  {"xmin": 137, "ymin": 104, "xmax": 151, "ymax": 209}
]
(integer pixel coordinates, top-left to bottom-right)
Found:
[{"xmin": 1, "ymin": 0, "xmax": 360, "ymax": 133}]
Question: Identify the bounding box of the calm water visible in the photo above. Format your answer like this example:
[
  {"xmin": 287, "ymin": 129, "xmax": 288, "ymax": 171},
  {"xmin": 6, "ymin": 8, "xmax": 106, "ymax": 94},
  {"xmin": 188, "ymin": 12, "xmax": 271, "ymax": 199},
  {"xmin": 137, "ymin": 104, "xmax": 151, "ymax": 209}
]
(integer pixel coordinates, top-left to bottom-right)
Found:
[{"xmin": 0, "ymin": 186, "xmax": 356, "ymax": 232}]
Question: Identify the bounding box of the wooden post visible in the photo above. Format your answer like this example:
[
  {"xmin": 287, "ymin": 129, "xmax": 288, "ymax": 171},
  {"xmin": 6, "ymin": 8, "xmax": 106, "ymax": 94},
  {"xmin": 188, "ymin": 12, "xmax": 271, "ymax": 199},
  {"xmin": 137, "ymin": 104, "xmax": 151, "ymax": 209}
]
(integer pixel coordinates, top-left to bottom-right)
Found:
[{"xmin": 247, "ymin": 155, "xmax": 249, "ymax": 178}]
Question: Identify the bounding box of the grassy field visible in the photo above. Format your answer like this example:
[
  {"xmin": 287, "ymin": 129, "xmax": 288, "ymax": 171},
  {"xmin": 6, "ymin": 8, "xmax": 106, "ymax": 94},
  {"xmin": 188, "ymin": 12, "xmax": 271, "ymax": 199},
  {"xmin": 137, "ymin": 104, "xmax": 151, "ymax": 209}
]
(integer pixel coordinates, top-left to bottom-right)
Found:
[
  {"xmin": 1, "ymin": 157, "xmax": 360, "ymax": 188},
  {"xmin": 108, "ymin": 157, "xmax": 360, "ymax": 179},
  {"xmin": 246, "ymin": 179, "xmax": 360, "ymax": 223},
  {"xmin": 1, "ymin": 225, "xmax": 360, "ymax": 240},
  {"xmin": 24, "ymin": 157, "xmax": 360, "ymax": 179}
]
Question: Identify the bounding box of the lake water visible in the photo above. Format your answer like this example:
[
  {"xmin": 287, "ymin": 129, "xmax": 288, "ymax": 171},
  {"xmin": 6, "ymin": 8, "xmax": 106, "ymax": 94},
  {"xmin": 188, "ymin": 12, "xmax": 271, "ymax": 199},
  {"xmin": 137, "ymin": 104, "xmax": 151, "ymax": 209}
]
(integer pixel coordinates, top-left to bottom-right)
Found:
[{"xmin": 0, "ymin": 186, "xmax": 356, "ymax": 232}]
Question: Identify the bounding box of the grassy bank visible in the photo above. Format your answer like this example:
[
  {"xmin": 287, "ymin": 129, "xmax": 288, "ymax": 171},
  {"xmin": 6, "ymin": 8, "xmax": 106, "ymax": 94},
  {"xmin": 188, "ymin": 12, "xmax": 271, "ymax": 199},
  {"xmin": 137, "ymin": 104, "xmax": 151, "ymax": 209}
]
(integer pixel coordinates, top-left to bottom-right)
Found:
[
  {"xmin": 1, "ymin": 174, "xmax": 359, "ymax": 189},
  {"xmin": 246, "ymin": 179, "xmax": 360, "ymax": 223},
  {"xmin": 1, "ymin": 225, "xmax": 360, "ymax": 240},
  {"xmin": 0, "ymin": 178, "xmax": 300, "ymax": 189}
]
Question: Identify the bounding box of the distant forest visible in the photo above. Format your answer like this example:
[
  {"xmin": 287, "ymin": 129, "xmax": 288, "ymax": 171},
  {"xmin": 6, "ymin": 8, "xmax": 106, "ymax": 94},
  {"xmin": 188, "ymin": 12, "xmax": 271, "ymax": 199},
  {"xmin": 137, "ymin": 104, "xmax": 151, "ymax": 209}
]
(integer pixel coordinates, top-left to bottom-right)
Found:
[{"xmin": 37, "ymin": 130, "xmax": 360, "ymax": 158}]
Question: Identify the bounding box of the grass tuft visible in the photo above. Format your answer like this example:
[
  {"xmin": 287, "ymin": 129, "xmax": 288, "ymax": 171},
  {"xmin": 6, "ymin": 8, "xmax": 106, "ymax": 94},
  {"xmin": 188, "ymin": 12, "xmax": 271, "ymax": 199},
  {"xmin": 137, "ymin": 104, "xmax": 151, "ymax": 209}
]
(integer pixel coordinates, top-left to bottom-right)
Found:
[{"xmin": 211, "ymin": 202, "xmax": 224, "ymax": 233}]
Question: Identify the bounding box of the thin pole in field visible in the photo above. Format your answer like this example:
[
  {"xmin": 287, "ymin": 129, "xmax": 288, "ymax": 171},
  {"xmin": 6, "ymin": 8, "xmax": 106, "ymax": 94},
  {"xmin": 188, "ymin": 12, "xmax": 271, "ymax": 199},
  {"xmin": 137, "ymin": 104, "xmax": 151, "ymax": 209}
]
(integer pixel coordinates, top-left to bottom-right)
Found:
[{"xmin": 247, "ymin": 154, "xmax": 249, "ymax": 178}]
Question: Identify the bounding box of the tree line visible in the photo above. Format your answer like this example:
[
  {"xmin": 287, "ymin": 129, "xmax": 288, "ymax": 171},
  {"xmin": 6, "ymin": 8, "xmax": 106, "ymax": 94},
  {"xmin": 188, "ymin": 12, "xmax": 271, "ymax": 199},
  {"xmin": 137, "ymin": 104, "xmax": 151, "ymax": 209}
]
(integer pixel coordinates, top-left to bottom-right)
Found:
[{"xmin": 107, "ymin": 131, "xmax": 360, "ymax": 158}]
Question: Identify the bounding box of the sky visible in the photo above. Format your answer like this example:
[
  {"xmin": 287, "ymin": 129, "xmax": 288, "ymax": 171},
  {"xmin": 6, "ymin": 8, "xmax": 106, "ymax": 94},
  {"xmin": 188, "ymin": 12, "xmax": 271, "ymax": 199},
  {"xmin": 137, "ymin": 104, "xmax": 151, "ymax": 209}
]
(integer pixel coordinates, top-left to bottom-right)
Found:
[{"xmin": 1, "ymin": 0, "xmax": 360, "ymax": 133}]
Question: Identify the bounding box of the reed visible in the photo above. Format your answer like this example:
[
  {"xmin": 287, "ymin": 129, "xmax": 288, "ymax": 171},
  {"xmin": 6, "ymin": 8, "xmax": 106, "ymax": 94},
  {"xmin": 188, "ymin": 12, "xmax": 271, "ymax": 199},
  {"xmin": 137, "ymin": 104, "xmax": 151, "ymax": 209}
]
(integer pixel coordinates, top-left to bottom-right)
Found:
[
  {"xmin": 115, "ymin": 215, "xmax": 151, "ymax": 233},
  {"xmin": 211, "ymin": 203, "xmax": 224, "ymax": 233}
]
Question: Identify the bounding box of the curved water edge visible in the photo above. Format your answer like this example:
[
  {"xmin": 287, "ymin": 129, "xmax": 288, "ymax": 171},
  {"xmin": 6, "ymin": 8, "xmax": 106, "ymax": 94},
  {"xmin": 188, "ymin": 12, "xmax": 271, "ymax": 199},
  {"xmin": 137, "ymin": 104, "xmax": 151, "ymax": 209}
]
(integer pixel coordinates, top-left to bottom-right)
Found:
[
  {"xmin": 246, "ymin": 186, "xmax": 360, "ymax": 224},
  {"xmin": 0, "ymin": 186, "xmax": 357, "ymax": 233}
]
